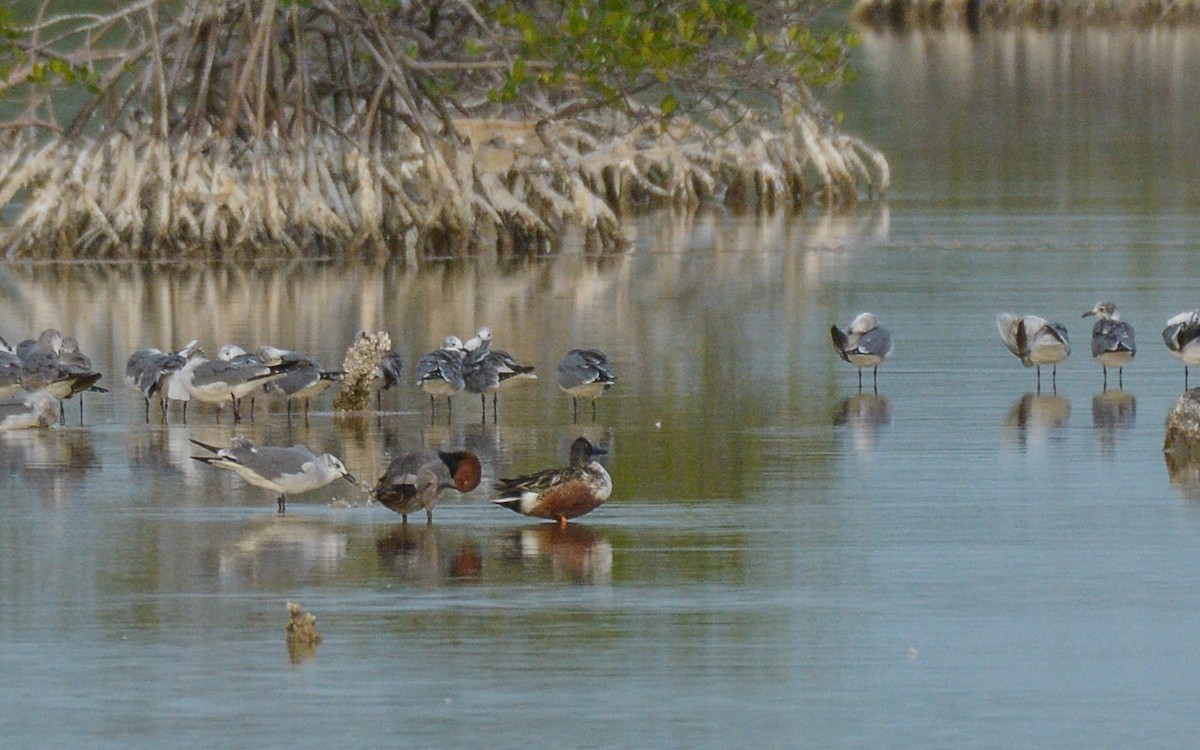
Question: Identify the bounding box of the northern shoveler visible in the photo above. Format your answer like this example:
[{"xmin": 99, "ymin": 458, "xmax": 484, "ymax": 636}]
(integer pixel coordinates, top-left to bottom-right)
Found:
[
  {"xmin": 556, "ymin": 348, "xmax": 616, "ymax": 422},
  {"xmin": 190, "ymin": 438, "xmax": 356, "ymax": 513},
  {"xmin": 372, "ymin": 448, "xmax": 482, "ymax": 523},
  {"xmin": 1164, "ymin": 310, "xmax": 1200, "ymax": 389},
  {"xmin": 997, "ymin": 312, "xmax": 1071, "ymax": 391},
  {"xmin": 1083, "ymin": 301, "xmax": 1135, "ymax": 389},
  {"xmin": 492, "ymin": 437, "xmax": 612, "ymax": 525},
  {"xmin": 831, "ymin": 312, "xmax": 893, "ymax": 392}
]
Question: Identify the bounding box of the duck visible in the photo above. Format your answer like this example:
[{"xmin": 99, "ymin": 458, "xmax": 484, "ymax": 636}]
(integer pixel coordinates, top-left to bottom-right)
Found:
[
  {"xmin": 830, "ymin": 312, "xmax": 893, "ymax": 392},
  {"xmin": 997, "ymin": 312, "xmax": 1071, "ymax": 391},
  {"xmin": 492, "ymin": 437, "xmax": 612, "ymax": 525},
  {"xmin": 372, "ymin": 449, "xmax": 482, "ymax": 523},
  {"xmin": 1083, "ymin": 301, "xmax": 1135, "ymax": 389},
  {"xmin": 1163, "ymin": 310, "xmax": 1200, "ymax": 389}
]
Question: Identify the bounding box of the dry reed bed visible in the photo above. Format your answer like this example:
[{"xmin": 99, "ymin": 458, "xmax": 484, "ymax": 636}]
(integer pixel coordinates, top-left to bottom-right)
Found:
[{"xmin": 0, "ymin": 115, "xmax": 887, "ymax": 259}]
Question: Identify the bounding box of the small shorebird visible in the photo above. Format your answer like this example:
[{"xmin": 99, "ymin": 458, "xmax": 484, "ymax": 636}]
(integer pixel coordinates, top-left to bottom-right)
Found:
[
  {"xmin": 1163, "ymin": 310, "xmax": 1200, "ymax": 389},
  {"xmin": 372, "ymin": 449, "xmax": 482, "ymax": 523},
  {"xmin": 556, "ymin": 348, "xmax": 616, "ymax": 422},
  {"xmin": 997, "ymin": 312, "xmax": 1071, "ymax": 391},
  {"xmin": 830, "ymin": 312, "xmax": 893, "ymax": 392},
  {"xmin": 492, "ymin": 437, "xmax": 612, "ymax": 525},
  {"xmin": 1083, "ymin": 301, "xmax": 1135, "ymax": 389},
  {"xmin": 190, "ymin": 437, "xmax": 356, "ymax": 513},
  {"xmin": 416, "ymin": 336, "xmax": 466, "ymax": 419}
]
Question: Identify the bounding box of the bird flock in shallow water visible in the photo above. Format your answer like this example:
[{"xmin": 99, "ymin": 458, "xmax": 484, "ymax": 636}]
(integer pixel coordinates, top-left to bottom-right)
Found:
[
  {"xmin": 1, "ymin": 324, "xmax": 617, "ymax": 525},
  {"xmin": 12, "ymin": 302, "xmax": 1194, "ymax": 521},
  {"xmin": 833, "ymin": 301, "xmax": 1200, "ymax": 394}
]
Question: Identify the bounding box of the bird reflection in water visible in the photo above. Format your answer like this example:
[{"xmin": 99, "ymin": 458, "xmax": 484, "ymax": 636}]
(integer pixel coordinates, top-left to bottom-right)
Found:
[
  {"xmin": 1, "ymin": 429, "xmax": 99, "ymax": 506},
  {"xmin": 1092, "ymin": 389, "xmax": 1135, "ymax": 458},
  {"xmin": 1002, "ymin": 393, "xmax": 1070, "ymax": 450},
  {"xmin": 375, "ymin": 524, "xmax": 483, "ymax": 584},
  {"xmin": 833, "ymin": 393, "xmax": 892, "ymax": 452},
  {"xmin": 507, "ymin": 524, "xmax": 613, "ymax": 584},
  {"xmin": 217, "ymin": 519, "xmax": 349, "ymax": 587}
]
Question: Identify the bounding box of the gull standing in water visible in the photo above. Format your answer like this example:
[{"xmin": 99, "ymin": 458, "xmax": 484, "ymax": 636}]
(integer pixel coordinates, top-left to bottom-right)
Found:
[
  {"xmin": 368, "ymin": 350, "xmax": 404, "ymax": 410},
  {"xmin": 416, "ymin": 336, "xmax": 466, "ymax": 420},
  {"xmin": 0, "ymin": 337, "xmax": 22, "ymax": 398},
  {"xmin": 125, "ymin": 340, "xmax": 197, "ymax": 422},
  {"xmin": 190, "ymin": 438, "xmax": 357, "ymax": 513},
  {"xmin": 830, "ymin": 312, "xmax": 893, "ymax": 392},
  {"xmin": 463, "ymin": 327, "xmax": 537, "ymax": 423},
  {"xmin": 1163, "ymin": 310, "xmax": 1200, "ymax": 389},
  {"xmin": 259, "ymin": 346, "xmax": 343, "ymax": 420},
  {"xmin": 17, "ymin": 329, "xmax": 104, "ymax": 424},
  {"xmin": 556, "ymin": 348, "xmax": 616, "ymax": 422},
  {"xmin": 997, "ymin": 313, "xmax": 1071, "ymax": 392},
  {"xmin": 372, "ymin": 449, "xmax": 482, "ymax": 523},
  {"xmin": 1083, "ymin": 301, "xmax": 1135, "ymax": 390},
  {"xmin": 177, "ymin": 347, "xmax": 295, "ymax": 422}
]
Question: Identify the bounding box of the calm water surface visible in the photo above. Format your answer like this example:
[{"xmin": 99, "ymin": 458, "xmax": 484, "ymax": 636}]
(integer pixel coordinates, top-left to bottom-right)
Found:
[{"xmin": 4, "ymin": 27, "xmax": 1200, "ymax": 750}]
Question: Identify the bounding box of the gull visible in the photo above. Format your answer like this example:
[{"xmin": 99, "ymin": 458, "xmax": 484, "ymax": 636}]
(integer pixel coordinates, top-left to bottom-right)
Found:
[
  {"xmin": 176, "ymin": 347, "xmax": 295, "ymax": 422},
  {"xmin": 415, "ymin": 336, "xmax": 466, "ymax": 419},
  {"xmin": 368, "ymin": 350, "xmax": 403, "ymax": 410},
  {"xmin": 17, "ymin": 329, "xmax": 104, "ymax": 424},
  {"xmin": 190, "ymin": 437, "xmax": 357, "ymax": 513},
  {"xmin": 462, "ymin": 328, "xmax": 536, "ymax": 423},
  {"xmin": 0, "ymin": 336, "xmax": 22, "ymax": 399},
  {"xmin": 0, "ymin": 390, "xmax": 60, "ymax": 430},
  {"xmin": 125, "ymin": 340, "xmax": 197, "ymax": 422},
  {"xmin": 1083, "ymin": 301, "xmax": 1135, "ymax": 389},
  {"xmin": 556, "ymin": 348, "xmax": 616, "ymax": 422},
  {"xmin": 1163, "ymin": 310, "xmax": 1200, "ymax": 389},
  {"xmin": 260, "ymin": 346, "xmax": 343, "ymax": 419},
  {"xmin": 830, "ymin": 312, "xmax": 893, "ymax": 392},
  {"xmin": 372, "ymin": 448, "xmax": 482, "ymax": 523},
  {"xmin": 997, "ymin": 312, "xmax": 1071, "ymax": 392}
]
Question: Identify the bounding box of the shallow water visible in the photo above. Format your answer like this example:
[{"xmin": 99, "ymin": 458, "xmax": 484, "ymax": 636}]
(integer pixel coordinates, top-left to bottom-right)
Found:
[{"xmin": 4, "ymin": 27, "xmax": 1200, "ymax": 750}]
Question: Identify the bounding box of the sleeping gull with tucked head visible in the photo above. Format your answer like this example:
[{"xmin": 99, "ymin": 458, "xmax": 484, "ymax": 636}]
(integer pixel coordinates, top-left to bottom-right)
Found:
[
  {"xmin": 830, "ymin": 312, "xmax": 893, "ymax": 392},
  {"xmin": 997, "ymin": 312, "xmax": 1071, "ymax": 392},
  {"xmin": 1163, "ymin": 310, "xmax": 1200, "ymax": 389}
]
